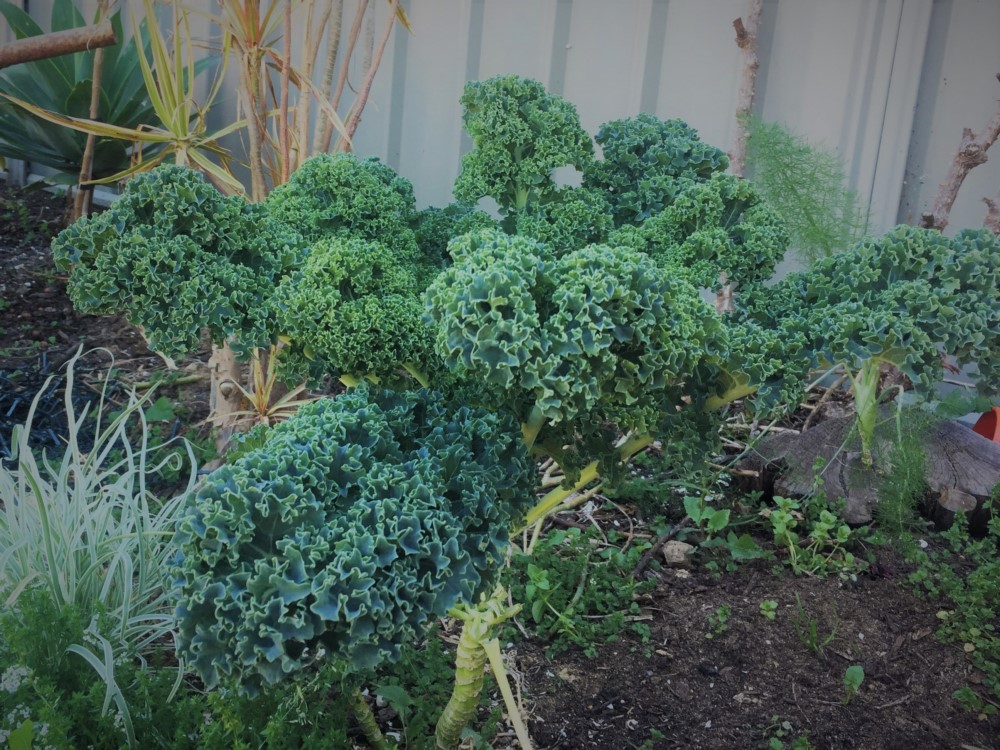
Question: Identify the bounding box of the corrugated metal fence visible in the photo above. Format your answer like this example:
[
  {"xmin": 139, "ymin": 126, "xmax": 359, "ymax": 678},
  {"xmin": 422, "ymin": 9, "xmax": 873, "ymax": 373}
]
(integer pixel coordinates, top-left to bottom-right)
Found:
[{"xmin": 5, "ymin": 0, "xmax": 1000, "ymax": 236}]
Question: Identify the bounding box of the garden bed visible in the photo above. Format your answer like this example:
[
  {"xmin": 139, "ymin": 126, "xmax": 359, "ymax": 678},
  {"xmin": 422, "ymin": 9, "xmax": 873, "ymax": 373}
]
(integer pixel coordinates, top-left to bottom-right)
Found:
[{"xmin": 1, "ymin": 182, "xmax": 998, "ymax": 749}]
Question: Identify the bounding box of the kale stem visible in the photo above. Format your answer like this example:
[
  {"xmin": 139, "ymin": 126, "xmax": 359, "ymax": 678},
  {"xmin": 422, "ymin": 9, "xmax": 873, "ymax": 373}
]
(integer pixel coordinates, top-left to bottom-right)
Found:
[{"xmin": 350, "ymin": 687, "xmax": 388, "ymax": 750}]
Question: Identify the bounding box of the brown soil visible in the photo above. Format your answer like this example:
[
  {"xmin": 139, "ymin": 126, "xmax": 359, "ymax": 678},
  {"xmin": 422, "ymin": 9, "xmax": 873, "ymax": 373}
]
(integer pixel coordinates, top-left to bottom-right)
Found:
[
  {"xmin": 515, "ymin": 556, "xmax": 999, "ymax": 749},
  {"xmin": 2, "ymin": 182, "xmax": 998, "ymax": 750}
]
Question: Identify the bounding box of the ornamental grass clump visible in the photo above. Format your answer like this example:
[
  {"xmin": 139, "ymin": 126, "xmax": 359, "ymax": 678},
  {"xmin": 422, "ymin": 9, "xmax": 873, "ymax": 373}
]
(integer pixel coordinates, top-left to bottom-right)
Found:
[{"xmin": 171, "ymin": 386, "xmax": 535, "ymax": 696}]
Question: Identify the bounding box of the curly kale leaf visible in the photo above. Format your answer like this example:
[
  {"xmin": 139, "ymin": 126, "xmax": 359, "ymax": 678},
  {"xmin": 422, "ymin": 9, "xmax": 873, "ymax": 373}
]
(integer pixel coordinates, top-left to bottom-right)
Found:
[
  {"xmin": 267, "ymin": 153, "xmax": 421, "ymax": 268},
  {"xmin": 275, "ymin": 237, "xmax": 435, "ymax": 385},
  {"xmin": 172, "ymin": 387, "xmax": 534, "ymax": 693},
  {"xmin": 454, "ymin": 75, "xmax": 593, "ymax": 216},
  {"xmin": 741, "ymin": 225, "xmax": 1000, "ymax": 394},
  {"xmin": 608, "ymin": 172, "xmax": 788, "ymax": 291},
  {"xmin": 425, "ymin": 229, "xmax": 723, "ymax": 449},
  {"xmin": 513, "ymin": 186, "xmax": 614, "ymax": 253},
  {"xmin": 411, "ymin": 202, "xmax": 498, "ymax": 286},
  {"xmin": 51, "ymin": 165, "xmax": 301, "ymax": 359},
  {"xmin": 585, "ymin": 114, "xmax": 729, "ymax": 226}
]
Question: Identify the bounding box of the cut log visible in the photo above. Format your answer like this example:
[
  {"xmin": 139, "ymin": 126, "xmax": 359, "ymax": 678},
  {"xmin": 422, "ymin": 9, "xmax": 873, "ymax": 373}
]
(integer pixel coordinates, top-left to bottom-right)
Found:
[{"xmin": 743, "ymin": 409, "xmax": 1000, "ymax": 526}]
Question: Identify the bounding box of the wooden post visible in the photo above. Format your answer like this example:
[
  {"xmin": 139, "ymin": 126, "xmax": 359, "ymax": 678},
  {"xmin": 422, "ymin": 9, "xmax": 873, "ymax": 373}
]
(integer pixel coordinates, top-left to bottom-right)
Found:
[
  {"xmin": 0, "ymin": 19, "xmax": 116, "ymax": 69},
  {"xmin": 729, "ymin": 0, "xmax": 764, "ymax": 178}
]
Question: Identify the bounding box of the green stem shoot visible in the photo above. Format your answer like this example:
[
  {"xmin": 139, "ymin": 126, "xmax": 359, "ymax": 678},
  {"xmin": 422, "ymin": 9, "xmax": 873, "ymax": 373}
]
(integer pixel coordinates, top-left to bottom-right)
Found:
[
  {"xmin": 350, "ymin": 688, "xmax": 387, "ymax": 750},
  {"xmin": 435, "ymin": 588, "xmax": 521, "ymax": 749}
]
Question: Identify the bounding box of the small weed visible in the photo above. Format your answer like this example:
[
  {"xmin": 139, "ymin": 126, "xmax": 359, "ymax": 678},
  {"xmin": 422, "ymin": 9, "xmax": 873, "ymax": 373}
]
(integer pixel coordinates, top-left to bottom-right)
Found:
[
  {"xmin": 763, "ymin": 715, "xmax": 816, "ymax": 750},
  {"xmin": 705, "ymin": 604, "xmax": 732, "ymax": 639},
  {"xmin": 952, "ymin": 686, "xmax": 999, "ymax": 717},
  {"xmin": 762, "ymin": 493, "xmax": 868, "ymax": 580},
  {"xmin": 635, "ymin": 727, "xmax": 666, "ymax": 750},
  {"xmin": 759, "ymin": 599, "xmax": 778, "ymax": 621},
  {"xmin": 504, "ymin": 527, "xmax": 656, "ymax": 657},
  {"xmin": 842, "ymin": 665, "xmax": 864, "ymax": 704},
  {"xmin": 906, "ymin": 502, "xmax": 1000, "ymax": 699},
  {"xmin": 790, "ymin": 594, "xmax": 837, "ymax": 656}
]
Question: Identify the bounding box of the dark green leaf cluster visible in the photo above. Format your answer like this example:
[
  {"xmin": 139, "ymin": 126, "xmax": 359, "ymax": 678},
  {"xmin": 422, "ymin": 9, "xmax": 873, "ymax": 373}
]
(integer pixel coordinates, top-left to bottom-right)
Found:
[
  {"xmin": 411, "ymin": 201, "xmax": 498, "ymax": 280},
  {"xmin": 585, "ymin": 114, "xmax": 729, "ymax": 226},
  {"xmin": 172, "ymin": 387, "xmax": 534, "ymax": 693},
  {"xmin": 607, "ymin": 172, "xmax": 788, "ymax": 291},
  {"xmin": 453, "ymin": 75, "xmax": 593, "ymax": 215},
  {"xmin": 0, "ymin": 0, "xmax": 156, "ymax": 179},
  {"xmin": 742, "ymin": 225, "xmax": 1000, "ymax": 393},
  {"xmin": 274, "ymin": 237, "xmax": 435, "ymax": 384},
  {"xmin": 513, "ymin": 186, "xmax": 614, "ymax": 253},
  {"xmin": 51, "ymin": 165, "xmax": 301, "ymax": 358},
  {"xmin": 266, "ymin": 153, "xmax": 422, "ymax": 272},
  {"xmin": 424, "ymin": 229, "xmax": 723, "ymax": 462},
  {"xmin": 720, "ymin": 316, "xmax": 811, "ymax": 415}
]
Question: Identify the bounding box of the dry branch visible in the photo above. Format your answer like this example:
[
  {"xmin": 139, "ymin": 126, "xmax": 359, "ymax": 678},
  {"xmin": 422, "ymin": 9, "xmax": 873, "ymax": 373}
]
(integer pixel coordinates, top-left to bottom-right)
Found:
[
  {"xmin": 729, "ymin": 0, "xmax": 763, "ymax": 177},
  {"xmin": 338, "ymin": 0, "xmax": 399, "ymax": 147},
  {"xmin": 0, "ymin": 18, "xmax": 116, "ymax": 69},
  {"xmin": 920, "ymin": 73, "xmax": 1000, "ymax": 232},
  {"xmin": 983, "ymin": 191, "xmax": 1000, "ymax": 234},
  {"xmin": 72, "ymin": 3, "xmax": 110, "ymax": 221}
]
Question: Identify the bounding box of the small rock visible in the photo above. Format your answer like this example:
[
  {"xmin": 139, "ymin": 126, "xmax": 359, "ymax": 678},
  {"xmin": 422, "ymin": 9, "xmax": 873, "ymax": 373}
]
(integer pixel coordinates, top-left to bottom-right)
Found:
[{"xmin": 662, "ymin": 540, "xmax": 694, "ymax": 567}]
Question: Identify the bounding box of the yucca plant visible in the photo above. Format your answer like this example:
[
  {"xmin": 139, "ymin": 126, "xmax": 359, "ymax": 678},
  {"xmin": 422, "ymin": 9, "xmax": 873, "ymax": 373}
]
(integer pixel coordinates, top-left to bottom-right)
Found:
[
  {"xmin": 0, "ymin": 349, "xmax": 198, "ymax": 747},
  {"xmin": 2, "ymin": 0, "xmax": 245, "ymax": 193},
  {"xmin": 0, "ymin": 0, "xmax": 155, "ymax": 183}
]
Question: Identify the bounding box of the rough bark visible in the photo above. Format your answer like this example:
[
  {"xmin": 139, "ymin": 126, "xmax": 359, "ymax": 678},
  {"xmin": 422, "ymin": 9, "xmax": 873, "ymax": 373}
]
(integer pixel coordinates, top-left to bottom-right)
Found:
[
  {"xmin": 0, "ymin": 18, "xmax": 115, "ymax": 69},
  {"xmin": 920, "ymin": 73, "xmax": 1000, "ymax": 232},
  {"xmin": 984, "ymin": 192, "xmax": 1000, "ymax": 234},
  {"xmin": 208, "ymin": 343, "xmax": 243, "ymax": 454},
  {"xmin": 743, "ymin": 408, "xmax": 1000, "ymax": 526},
  {"xmin": 729, "ymin": 0, "xmax": 764, "ymax": 178}
]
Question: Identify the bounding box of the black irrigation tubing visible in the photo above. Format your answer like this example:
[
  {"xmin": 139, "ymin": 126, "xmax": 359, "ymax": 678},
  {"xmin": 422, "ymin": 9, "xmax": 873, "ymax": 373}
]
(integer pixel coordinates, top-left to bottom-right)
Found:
[{"xmin": 0, "ymin": 351, "xmax": 123, "ymax": 462}]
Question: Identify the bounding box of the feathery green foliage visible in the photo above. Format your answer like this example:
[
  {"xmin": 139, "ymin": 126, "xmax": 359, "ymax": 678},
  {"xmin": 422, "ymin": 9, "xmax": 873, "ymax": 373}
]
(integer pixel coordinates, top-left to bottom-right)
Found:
[
  {"xmin": 746, "ymin": 118, "xmax": 868, "ymax": 265},
  {"xmin": 51, "ymin": 165, "xmax": 302, "ymax": 359},
  {"xmin": 171, "ymin": 387, "xmax": 534, "ymax": 694}
]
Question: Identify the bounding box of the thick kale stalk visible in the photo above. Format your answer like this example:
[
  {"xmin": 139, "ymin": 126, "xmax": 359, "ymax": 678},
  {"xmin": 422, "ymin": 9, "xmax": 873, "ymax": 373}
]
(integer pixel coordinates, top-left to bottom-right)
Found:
[{"xmin": 434, "ymin": 589, "xmax": 522, "ymax": 750}]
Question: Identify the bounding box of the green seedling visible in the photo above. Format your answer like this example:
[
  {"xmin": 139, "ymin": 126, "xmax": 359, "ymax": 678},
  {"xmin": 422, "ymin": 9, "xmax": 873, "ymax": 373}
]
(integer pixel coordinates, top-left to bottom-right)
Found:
[
  {"xmin": 760, "ymin": 599, "xmax": 778, "ymax": 621},
  {"xmin": 706, "ymin": 604, "xmax": 732, "ymax": 639},
  {"xmin": 842, "ymin": 665, "xmax": 864, "ymax": 703},
  {"xmin": 791, "ymin": 595, "xmax": 837, "ymax": 656}
]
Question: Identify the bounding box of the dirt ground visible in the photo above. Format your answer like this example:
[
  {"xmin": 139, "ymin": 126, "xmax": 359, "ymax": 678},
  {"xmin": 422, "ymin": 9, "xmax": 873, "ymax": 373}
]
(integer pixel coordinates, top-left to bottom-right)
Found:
[{"xmin": 2, "ymin": 182, "xmax": 998, "ymax": 750}]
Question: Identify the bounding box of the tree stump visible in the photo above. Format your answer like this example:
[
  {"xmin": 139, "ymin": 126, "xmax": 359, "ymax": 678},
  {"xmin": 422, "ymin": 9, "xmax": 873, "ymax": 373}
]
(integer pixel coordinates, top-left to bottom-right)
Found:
[{"xmin": 743, "ymin": 408, "xmax": 1000, "ymax": 528}]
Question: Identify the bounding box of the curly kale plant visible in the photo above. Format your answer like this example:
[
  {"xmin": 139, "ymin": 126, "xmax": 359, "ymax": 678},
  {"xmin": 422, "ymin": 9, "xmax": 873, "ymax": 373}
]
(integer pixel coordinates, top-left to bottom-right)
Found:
[
  {"xmin": 424, "ymin": 228, "xmax": 724, "ymax": 474},
  {"xmin": 585, "ymin": 114, "xmax": 729, "ymax": 226},
  {"xmin": 266, "ymin": 153, "xmax": 433, "ymax": 281},
  {"xmin": 743, "ymin": 225, "xmax": 1000, "ymax": 464},
  {"xmin": 51, "ymin": 165, "xmax": 301, "ymax": 359},
  {"xmin": 171, "ymin": 387, "xmax": 534, "ymax": 694},
  {"xmin": 411, "ymin": 201, "xmax": 497, "ymax": 276},
  {"xmin": 274, "ymin": 237, "xmax": 435, "ymax": 385},
  {"xmin": 608, "ymin": 172, "xmax": 789, "ymax": 291},
  {"xmin": 454, "ymin": 75, "xmax": 593, "ymax": 217}
]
